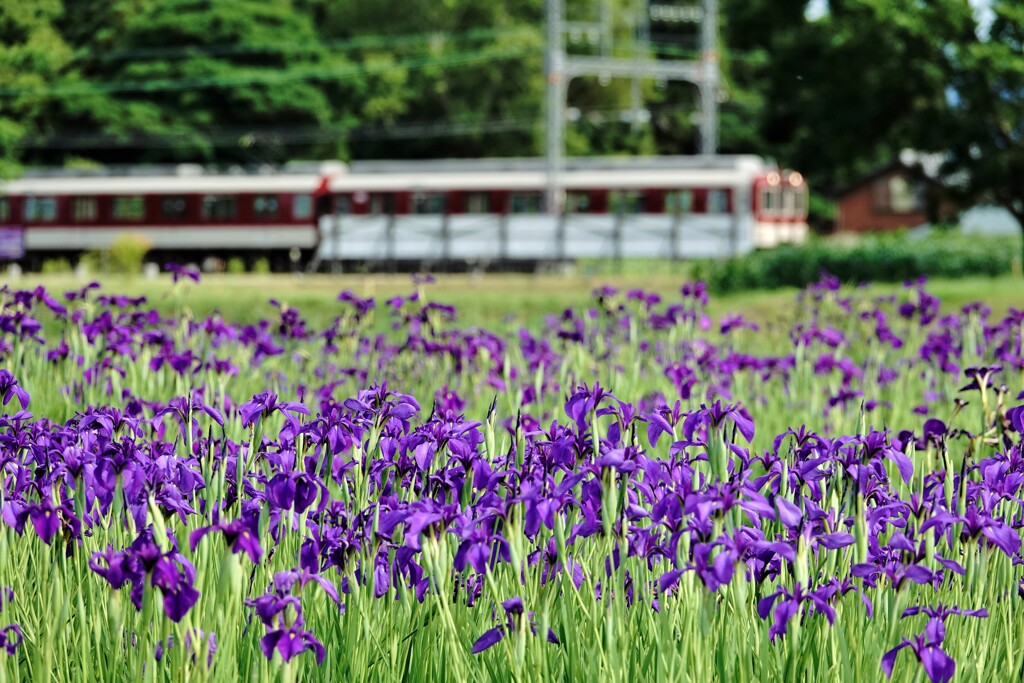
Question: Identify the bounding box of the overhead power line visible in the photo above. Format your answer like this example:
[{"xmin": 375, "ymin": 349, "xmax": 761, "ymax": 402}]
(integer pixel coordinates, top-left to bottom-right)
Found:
[
  {"xmin": 18, "ymin": 102, "xmax": 709, "ymax": 151},
  {"xmin": 18, "ymin": 117, "xmax": 540, "ymax": 150}
]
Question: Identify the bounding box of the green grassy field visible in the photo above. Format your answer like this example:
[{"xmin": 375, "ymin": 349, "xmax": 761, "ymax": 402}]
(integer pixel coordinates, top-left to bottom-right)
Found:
[{"xmin": 4, "ymin": 271, "xmax": 1021, "ymax": 329}]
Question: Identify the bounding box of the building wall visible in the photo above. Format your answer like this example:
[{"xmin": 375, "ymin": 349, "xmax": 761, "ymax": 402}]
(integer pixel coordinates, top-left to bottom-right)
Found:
[
  {"xmin": 960, "ymin": 205, "xmax": 1021, "ymax": 236},
  {"xmin": 836, "ymin": 169, "xmax": 928, "ymax": 233}
]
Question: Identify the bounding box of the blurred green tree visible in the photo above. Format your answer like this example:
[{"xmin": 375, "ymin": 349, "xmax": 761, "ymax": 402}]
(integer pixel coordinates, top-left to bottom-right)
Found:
[
  {"xmin": 300, "ymin": 0, "xmax": 546, "ymax": 159},
  {"xmin": 750, "ymin": 0, "xmax": 974, "ymax": 191},
  {"xmin": 0, "ymin": 0, "xmax": 74, "ymax": 177},
  {"xmin": 939, "ymin": 1, "xmax": 1024, "ymax": 263},
  {"xmin": 47, "ymin": 0, "xmax": 339, "ymax": 165}
]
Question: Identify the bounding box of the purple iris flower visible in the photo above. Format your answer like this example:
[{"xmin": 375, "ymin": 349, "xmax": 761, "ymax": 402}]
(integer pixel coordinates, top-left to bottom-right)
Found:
[
  {"xmin": 1007, "ymin": 405, "xmax": 1024, "ymax": 434},
  {"xmin": 958, "ymin": 365, "xmax": 1001, "ymax": 393},
  {"xmin": 189, "ymin": 517, "xmax": 263, "ymax": 565},
  {"xmin": 902, "ymin": 604, "xmax": 988, "ymax": 621},
  {"xmin": 1, "ymin": 624, "xmax": 22, "ymax": 655},
  {"xmin": 156, "ymin": 394, "xmax": 225, "ymax": 435},
  {"xmin": 27, "ymin": 500, "xmax": 65, "ymax": 545},
  {"xmin": 151, "ymin": 556, "xmax": 201, "ymax": 622},
  {"xmin": 271, "ymin": 568, "xmax": 341, "ymax": 607},
  {"xmin": 260, "ymin": 622, "xmax": 325, "ymax": 664},
  {"xmin": 881, "ymin": 632, "xmax": 954, "ymax": 683},
  {"xmin": 248, "ymin": 570, "xmax": 338, "ymax": 665},
  {"xmin": 336, "ymin": 290, "xmax": 376, "ymax": 318},
  {"xmin": 239, "ymin": 392, "xmax": 310, "ymax": 430},
  {"xmin": 682, "ymin": 400, "xmax": 755, "ymax": 444},
  {"xmin": 266, "ymin": 472, "xmax": 320, "ymax": 514},
  {"xmin": 720, "ymin": 314, "xmax": 759, "ymax": 335},
  {"xmin": 756, "ymin": 581, "xmax": 853, "ymax": 642},
  {"xmin": 166, "ymin": 263, "xmax": 201, "ymax": 284},
  {"xmin": 471, "ymin": 597, "xmax": 559, "ymax": 654},
  {"xmin": 0, "ymin": 370, "xmax": 29, "ymax": 410},
  {"xmin": 921, "ymin": 418, "xmax": 948, "ymax": 446},
  {"xmin": 89, "ymin": 528, "xmax": 200, "ymax": 622}
]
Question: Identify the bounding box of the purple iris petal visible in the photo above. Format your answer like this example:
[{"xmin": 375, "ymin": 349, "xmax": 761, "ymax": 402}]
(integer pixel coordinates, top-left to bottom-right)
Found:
[
  {"xmin": 501, "ymin": 597, "xmax": 524, "ymax": 616},
  {"xmin": 919, "ymin": 647, "xmax": 956, "ymax": 683},
  {"xmin": 471, "ymin": 627, "xmax": 506, "ymax": 654},
  {"xmin": 776, "ymin": 497, "xmax": 803, "ymax": 531},
  {"xmin": 818, "ymin": 533, "xmax": 855, "ymax": 550},
  {"xmin": 29, "ymin": 503, "xmax": 60, "ymax": 545},
  {"xmin": 881, "ymin": 641, "xmax": 910, "ymax": 678}
]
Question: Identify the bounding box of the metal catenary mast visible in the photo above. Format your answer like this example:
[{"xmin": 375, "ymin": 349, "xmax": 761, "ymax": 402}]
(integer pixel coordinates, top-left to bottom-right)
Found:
[{"xmin": 545, "ymin": 0, "xmax": 719, "ymax": 213}]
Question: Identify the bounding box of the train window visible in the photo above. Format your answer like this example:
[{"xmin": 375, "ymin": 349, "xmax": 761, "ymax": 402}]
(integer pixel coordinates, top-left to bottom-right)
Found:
[
  {"xmin": 161, "ymin": 196, "xmax": 187, "ymax": 219},
  {"xmin": 335, "ymin": 195, "xmax": 352, "ymax": 215},
  {"xmin": 565, "ymin": 192, "xmax": 591, "ymax": 213},
  {"xmin": 293, "ymin": 194, "xmax": 313, "ymax": 219},
  {"xmin": 412, "ymin": 192, "xmax": 446, "ymax": 214},
  {"xmin": 609, "ymin": 190, "xmax": 645, "ymax": 214},
  {"xmin": 369, "ymin": 193, "xmax": 394, "ymax": 215},
  {"xmin": 664, "ymin": 190, "xmax": 693, "ymax": 214},
  {"xmin": 72, "ymin": 197, "xmax": 98, "ymax": 222},
  {"xmin": 465, "ymin": 192, "xmax": 491, "ymax": 213},
  {"xmin": 253, "ymin": 195, "xmax": 280, "ymax": 219},
  {"xmin": 707, "ymin": 190, "xmax": 729, "ymax": 214},
  {"xmin": 761, "ymin": 188, "xmax": 779, "ymax": 213},
  {"xmin": 112, "ymin": 196, "xmax": 145, "ymax": 221},
  {"xmin": 202, "ymin": 195, "xmax": 237, "ymax": 220},
  {"xmin": 509, "ymin": 192, "xmax": 543, "ymax": 214},
  {"xmin": 781, "ymin": 187, "xmax": 797, "ymax": 216},
  {"xmin": 24, "ymin": 197, "xmax": 57, "ymax": 222},
  {"xmin": 793, "ymin": 186, "xmax": 808, "ymax": 214},
  {"xmin": 0, "ymin": 198, "xmax": 9, "ymax": 222}
]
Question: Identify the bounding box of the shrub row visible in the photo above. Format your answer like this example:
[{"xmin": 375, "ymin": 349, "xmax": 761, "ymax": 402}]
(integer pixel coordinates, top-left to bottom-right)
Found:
[{"xmin": 693, "ymin": 232, "xmax": 1023, "ymax": 293}]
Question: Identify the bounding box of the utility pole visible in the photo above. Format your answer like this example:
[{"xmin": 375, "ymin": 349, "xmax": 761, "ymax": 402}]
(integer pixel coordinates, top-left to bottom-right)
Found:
[
  {"xmin": 699, "ymin": 0, "xmax": 719, "ymax": 155},
  {"xmin": 545, "ymin": 0, "xmax": 565, "ymax": 214},
  {"xmin": 544, "ymin": 0, "xmax": 719, "ymax": 213}
]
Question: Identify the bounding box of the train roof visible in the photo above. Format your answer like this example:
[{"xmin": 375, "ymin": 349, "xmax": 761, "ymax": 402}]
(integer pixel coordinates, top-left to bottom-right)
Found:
[
  {"xmin": 1, "ymin": 174, "xmax": 324, "ymax": 195},
  {"xmin": 345, "ymin": 155, "xmax": 767, "ymax": 174},
  {"xmin": 2, "ymin": 155, "xmax": 773, "ymax": 195}
]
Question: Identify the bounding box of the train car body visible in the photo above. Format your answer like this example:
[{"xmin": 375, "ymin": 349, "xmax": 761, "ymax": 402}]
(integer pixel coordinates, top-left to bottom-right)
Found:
[
  {"xmin": 0, "ymin": 164, "xmax": 330, "ymax": 268},
  {"xmin": 0, "ymin": 156, "xmax": 808, "ymax": 269},
  {"xmin": 321, "ymin": 156, "xmax": 808, "ymax": 265}
]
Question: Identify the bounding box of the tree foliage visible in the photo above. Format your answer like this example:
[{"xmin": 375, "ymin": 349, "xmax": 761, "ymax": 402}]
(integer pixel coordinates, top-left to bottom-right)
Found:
[
  {"xmin": 940, "ymin": 1, "xmax": 1024, "ymax": 229},
  {"xmin": 0, "ymin": 0, "xmax": 73, "ymax": 177},
  {"xmin": 51, "ymin": 0, "xmax": 338, "ymax": 164}
]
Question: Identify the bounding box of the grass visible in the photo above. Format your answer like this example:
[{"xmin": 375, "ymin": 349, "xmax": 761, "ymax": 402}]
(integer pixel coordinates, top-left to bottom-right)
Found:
[{"xmin": 4, "ymin": 271, "xmax": 1021, "ymax": 331}]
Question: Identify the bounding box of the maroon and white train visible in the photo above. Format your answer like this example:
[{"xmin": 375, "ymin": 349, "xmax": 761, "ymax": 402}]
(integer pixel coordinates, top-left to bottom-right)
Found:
[{"xmin": 0, "ymin": 156, "xmax": 808, "ymax": 268}]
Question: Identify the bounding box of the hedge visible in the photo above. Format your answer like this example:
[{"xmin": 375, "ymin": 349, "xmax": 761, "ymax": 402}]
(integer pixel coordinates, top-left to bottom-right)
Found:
[{"xmin": 692, "ymin": 232, "xmax": 1022, "ymax": 293}]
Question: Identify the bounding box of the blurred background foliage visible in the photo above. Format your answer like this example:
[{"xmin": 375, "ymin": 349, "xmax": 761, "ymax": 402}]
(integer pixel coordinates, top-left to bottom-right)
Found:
[{"xmin": 0, "ymin": 0, "xmax": 1021, "ymax": 227}]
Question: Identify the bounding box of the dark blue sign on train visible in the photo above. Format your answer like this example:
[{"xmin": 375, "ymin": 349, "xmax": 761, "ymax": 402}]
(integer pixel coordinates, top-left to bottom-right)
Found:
[{"xmin": 0, "ymin": 226, "xmax": 25, "ymax": 260}]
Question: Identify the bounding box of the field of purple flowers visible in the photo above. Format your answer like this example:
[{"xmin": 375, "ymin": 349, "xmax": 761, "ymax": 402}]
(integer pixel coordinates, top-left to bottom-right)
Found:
[{"xmin": 0, "ymin": 268, "xmax": 1022, "ymax": 682}]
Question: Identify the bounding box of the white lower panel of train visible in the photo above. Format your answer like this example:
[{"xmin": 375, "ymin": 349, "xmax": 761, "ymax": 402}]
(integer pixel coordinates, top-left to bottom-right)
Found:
[
  {"xmin": 754, "ymin": 221, "xmax": 809, "ymax": 249},
  {"xmin": 25, "ymin": 225, "xmax": 317, "ymax": 251},
  {"xmin": 315, "ymin": 213, "xmax": 762, "ymax": 262}
]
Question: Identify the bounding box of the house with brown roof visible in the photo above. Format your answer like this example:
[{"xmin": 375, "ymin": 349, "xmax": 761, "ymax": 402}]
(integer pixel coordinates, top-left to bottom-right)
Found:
[{"xmin": 833, "ymin": 152, "xmax": 958, "ymax": 233}]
